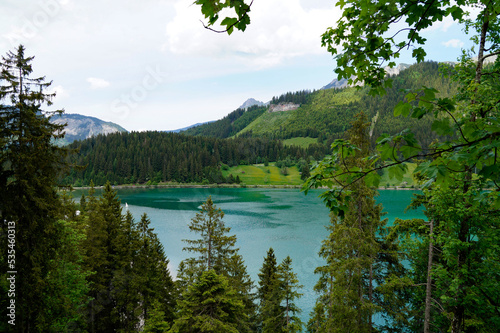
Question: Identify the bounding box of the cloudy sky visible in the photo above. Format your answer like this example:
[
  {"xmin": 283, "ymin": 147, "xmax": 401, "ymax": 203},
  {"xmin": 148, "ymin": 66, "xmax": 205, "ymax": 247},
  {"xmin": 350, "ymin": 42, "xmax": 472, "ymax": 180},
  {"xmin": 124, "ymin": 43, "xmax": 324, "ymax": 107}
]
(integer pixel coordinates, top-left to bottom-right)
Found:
[{"xmin": 1, "ymin": 0, "xmax": 474, "ymax": 131}]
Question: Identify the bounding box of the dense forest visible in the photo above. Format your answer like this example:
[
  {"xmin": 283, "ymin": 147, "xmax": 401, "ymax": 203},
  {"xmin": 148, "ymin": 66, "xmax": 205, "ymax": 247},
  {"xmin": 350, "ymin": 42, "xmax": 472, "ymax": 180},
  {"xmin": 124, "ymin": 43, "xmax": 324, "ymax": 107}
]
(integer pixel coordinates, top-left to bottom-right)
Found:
[
  {"xmin": 183, "ymin": 104, "xmax": 268, "ymax": 138},
  {"xmin": 63, "ymin": 131, "xmax": 328, "ymax": 186}
]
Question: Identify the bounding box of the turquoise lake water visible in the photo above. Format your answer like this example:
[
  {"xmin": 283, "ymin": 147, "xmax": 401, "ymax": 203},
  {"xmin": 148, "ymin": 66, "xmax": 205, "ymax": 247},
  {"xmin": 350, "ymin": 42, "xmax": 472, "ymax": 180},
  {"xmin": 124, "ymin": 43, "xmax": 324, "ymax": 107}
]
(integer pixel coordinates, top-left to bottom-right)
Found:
[{"xmin": 74, "ymin": 187, "xmax": 425, "ymax": 324}]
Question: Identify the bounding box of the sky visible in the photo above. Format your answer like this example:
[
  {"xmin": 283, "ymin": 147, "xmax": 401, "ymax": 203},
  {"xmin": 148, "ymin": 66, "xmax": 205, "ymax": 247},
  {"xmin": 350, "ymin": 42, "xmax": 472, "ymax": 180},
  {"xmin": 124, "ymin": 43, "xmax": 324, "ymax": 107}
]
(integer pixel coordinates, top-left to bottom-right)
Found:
[{"xmin": 0, "ymin": 0, "xmax": 476, "ymax": 131}]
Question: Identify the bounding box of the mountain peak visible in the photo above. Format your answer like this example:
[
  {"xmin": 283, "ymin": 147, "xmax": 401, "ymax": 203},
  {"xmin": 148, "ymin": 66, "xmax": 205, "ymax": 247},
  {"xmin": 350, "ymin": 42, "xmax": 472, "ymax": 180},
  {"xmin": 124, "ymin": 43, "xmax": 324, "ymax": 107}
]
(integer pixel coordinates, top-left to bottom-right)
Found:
[
  {"xmin": 50, "ymin": 113, "xmax": 127, "ymax": 145},
  {"xmin": 321, "ymin": 63, "xmax": 412, "ymax": 90},
  {"xmin": 238, "ymin": 98, "xmax": 265, "ymax": 110}
]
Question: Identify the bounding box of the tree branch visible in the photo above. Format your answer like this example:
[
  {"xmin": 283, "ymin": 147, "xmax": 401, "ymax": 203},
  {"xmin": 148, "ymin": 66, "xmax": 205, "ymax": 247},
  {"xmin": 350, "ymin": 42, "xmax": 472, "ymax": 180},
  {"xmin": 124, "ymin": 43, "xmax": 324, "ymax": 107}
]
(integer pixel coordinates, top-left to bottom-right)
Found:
[{"xmin": 201, "ymin": 0, "xmax": 253, "ymax": 34}]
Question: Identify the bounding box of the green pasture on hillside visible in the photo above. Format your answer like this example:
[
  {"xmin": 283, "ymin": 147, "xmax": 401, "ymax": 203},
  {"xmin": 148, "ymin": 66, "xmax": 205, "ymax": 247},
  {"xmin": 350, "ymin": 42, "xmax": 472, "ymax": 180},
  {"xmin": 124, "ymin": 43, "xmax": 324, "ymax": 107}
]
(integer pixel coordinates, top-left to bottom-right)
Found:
[
  {"xmin": 282, "ymin": 137, "xmax": 318, "ymax": 148},
  {"xmin": 222, "ymin": 163, "xmax": 303, "ymax": 185},
  {"xmin": 221, "ymin": 162, "xmax": 416, "ymax": 187},
  {"xmin": 237, "ymin": 110, "xmax": 296, "ymax": 136}
]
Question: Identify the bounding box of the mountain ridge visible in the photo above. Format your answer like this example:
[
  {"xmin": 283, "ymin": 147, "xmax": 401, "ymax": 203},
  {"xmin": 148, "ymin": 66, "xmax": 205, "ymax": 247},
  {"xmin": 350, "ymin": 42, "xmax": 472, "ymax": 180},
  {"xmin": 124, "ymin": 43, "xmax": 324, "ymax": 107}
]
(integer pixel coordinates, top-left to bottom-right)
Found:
[
  {"xmin": 50, "ymin": 113, "xmax": 127, "ymax": 145},
  {"xmin": 183, "ymin": 61, "xmax": 457, "ymax": 151}
]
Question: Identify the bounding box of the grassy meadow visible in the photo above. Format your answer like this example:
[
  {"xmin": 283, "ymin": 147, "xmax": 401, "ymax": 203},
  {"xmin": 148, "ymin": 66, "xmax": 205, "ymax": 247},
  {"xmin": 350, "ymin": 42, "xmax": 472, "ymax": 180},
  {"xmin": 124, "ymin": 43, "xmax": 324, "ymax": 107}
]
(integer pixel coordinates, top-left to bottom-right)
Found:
[
  {"xmin": 222, "ymin": 163, "xmax": 303, "ymax": 186},
  {"xmin": 221, "ymin": 162, "xmax": 416, "ymax": 188}
]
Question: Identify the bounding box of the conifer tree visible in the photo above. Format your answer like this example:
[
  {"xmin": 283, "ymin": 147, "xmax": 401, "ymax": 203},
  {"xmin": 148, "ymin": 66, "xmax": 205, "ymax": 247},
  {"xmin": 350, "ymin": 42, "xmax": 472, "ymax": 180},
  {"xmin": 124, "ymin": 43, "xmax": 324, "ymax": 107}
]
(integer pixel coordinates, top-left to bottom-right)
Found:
[
  {"xmin": 135, "ymin": 213, "xmax": 176, "ymax": 327},
  {"xmin": 43, "ymin": 218, "xmax": 90, "ymax": 331},
  {"xmin": 169, "ymin": 270, "xmax": 245, "ymax": 333},
  {"xmin": 393, "ymin": 176, "xmax": 500, "ymax": 332},
  {"xmin": 278, "ymin": 256, "xmax": 303, "ymax": 332},
  {"xmin": 308, "ymin": 113, "xmax": 386, "ymax": 332},
  {"xmin": 300, "ymin": 162, "xmax": 310, "ymax": 181},
  {"xmin": 0, "ymin": 45, "xmax": 69, "ymax": 332},
  {"xmin": 111, "ymin": 210, "xmax": 141, "ymax": 332},
  {"xmin": 83, "ymin": 182, "xmax": 119, "ymax": 332},
  {"xmin": 182, "ymin": 196, "xmax": 237, "ymax": 273},
  {"xmin": 81, "ymin": 185, "xmax": 175, "ymax": 332},
  {"xmin": 226, "ymin": 253, "xmax": 258, "ymax": 332},
  {"xmin": 179, "ymin": 196, "xmax": 256, "ymax": 331},
  {"xmin": 144, "ymin": 299, "xmax": 171, "ymax": 333},
  {"xmin": 258, "ymin": 248, "xmax": 284, "ymax": 333}
]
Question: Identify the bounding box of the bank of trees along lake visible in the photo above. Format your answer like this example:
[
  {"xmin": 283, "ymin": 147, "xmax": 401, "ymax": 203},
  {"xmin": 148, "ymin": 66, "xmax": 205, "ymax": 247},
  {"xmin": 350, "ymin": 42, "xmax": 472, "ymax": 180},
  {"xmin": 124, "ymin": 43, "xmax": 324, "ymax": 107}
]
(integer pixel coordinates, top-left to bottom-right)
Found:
[
  {"xmin": 63, "ymin": 132, "xmax": 327, "ymax": 187},
  {"xmin": 2, "ymin": 0, "xmax": 500, "ymax": 331}
]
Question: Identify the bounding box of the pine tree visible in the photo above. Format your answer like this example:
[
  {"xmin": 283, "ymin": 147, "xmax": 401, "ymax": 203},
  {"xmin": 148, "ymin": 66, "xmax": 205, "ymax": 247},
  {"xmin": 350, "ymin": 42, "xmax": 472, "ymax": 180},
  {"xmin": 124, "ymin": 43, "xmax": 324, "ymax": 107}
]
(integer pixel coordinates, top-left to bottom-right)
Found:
[
  {"xmin": 83, "ymin": 182, "xmax": 118, "ymax": 332},
  {"xmin": 179, "ymin": 196, "xmax": 255, "ymax": 331},
  {"xmin": 182, "ymin": 196, "xmax": 237, "ymax": 273},
  {"xmin": 169, "ymin": 270, "xmax": 245, "ymax": 333},
  {"xmin": 0, "ymin": 45, "xmax": 69, "ymax": 332},
  {"xmin": 43, "ymin": 217, "xmax": 90, "ymax": 331},
  {"xmin": 300, "ymin": 162, "xmax": 310, "ymax": 181},
  {"xmin": 144, "ymin": 299, "xmax": 171, "ymax": 333},
  {"xmin": 225, "ymin": 253, "xmax": 258, "ymax": 332},
  {"xmin": 394, "ymin": 176, "xmax": 500, "ymax": 332},
  {"xmin": 81, "ymin": 185, "xmax": 175, "ymax": 332},
  {"xmin": 308, "ymin": 113, "xmax": 386, "ymax": 332},
  {"xmin": 111, "ymin": 210, "xmax": 141, "ymax": 332},
  {"xmin": 278, "ymin": 256, "xmax": 303, "ymax": 332},
  {"xmin": 135, "ymin": 213, "xmax": 176, "ymax": 327},
  {"xmin": 258, "ymin": 248, "xmax": 284, "ymax": 333}
]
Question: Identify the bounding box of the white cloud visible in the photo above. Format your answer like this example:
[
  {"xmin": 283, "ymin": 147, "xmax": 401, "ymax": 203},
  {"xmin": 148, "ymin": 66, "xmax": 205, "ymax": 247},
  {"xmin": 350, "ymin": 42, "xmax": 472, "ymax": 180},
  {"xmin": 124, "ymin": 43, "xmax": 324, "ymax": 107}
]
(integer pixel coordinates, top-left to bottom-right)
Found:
[
  {"xmin": 87, "ymin": 77, "xmax": 110, "ymax": 89},
  {"xmin": 422, "ymin": 15, "xmax": 454, "ymax": 33},
  {"xmin": 165, "ymin": 0, "xmax": 339, "ymax": 69},
  {"xmin": 47, "ymin": 84, "xmax": 69, "ymax": 101},
  {"xmin": 442, "ymin": 39, "xmax": 464, "ymax": 48}
]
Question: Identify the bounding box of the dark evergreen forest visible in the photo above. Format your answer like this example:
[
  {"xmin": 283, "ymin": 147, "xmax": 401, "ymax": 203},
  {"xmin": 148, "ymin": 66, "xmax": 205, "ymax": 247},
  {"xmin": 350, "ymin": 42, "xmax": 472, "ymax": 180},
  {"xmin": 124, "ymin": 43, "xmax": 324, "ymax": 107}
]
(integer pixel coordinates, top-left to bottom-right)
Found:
[{"xmin": 63, "ymin": 132, "xmax": 328, "ymax": 186}]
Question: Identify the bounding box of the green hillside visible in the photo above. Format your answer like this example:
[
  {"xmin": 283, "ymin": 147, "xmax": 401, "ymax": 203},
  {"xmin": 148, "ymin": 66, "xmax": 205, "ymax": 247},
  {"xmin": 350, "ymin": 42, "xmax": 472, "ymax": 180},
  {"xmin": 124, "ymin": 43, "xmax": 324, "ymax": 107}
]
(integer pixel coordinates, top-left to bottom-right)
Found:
[
  {"xmin": 221, "ymin": 163, "xmax": 302, "ymax": 185},
  {"xmin": 238, "ymin": 109, "xmax": 296, "ymax": 136},
  {"xmin": 183, "ymin": 104, "xmax": 267, "ymax": 138},
  {"xmin": 283, "ymin": 137, "xmax": 318, "ymax": 148},
  {"xmin": 186, "ymin": 62, "xmax": 457, "ymax": 151}
]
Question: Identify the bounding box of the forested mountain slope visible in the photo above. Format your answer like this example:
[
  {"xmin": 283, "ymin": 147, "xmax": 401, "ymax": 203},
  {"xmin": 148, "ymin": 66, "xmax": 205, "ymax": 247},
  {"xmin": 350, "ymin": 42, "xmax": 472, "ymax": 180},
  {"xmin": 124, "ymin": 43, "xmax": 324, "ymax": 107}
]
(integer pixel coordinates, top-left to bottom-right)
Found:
[
  {"xmin": 183, "ymin": 104, "xmax": 267, "ymax": 138},
  {"xmin": 186, "ymin": 62, "xmax": 456, "ymax": 149},
  {"xmin": 240, "ymin": 62, "xmax": 456, "ymax": 148}
]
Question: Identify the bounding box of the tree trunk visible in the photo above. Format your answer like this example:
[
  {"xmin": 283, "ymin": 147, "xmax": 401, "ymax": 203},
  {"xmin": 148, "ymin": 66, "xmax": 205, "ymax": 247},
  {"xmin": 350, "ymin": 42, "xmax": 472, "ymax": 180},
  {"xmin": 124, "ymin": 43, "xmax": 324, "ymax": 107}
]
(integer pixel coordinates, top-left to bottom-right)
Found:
[
  {"xmin": 424, "ymin": 219, "xmax": 434, "ymax": 333},
  {"xmin": 369, "ymin": 263, "xmax": 373, "ymax": 332},
  {"xmin": 451, "ymin": 174, "xmax": 472, "ymax": 333}
]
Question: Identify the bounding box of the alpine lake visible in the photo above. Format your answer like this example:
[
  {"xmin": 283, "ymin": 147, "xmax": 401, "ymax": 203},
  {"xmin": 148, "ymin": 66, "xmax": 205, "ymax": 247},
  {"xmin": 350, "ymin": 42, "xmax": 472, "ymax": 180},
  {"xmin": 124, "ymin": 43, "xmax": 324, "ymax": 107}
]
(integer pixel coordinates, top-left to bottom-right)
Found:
[{"xmin": 73, "ymin": 186, "xmax": 425, "ymax": 324}]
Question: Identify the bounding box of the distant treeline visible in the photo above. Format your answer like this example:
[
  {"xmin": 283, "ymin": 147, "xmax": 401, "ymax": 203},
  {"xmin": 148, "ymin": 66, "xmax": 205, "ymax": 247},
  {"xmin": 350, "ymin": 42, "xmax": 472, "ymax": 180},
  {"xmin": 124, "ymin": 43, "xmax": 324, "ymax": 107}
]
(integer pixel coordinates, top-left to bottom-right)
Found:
[
  {"xmin": 63, "ymin": 131, "xmax": 328, "ymax": 186},
  {"xmin": 270, "ymin": 89, "xmax": 313, "ymax": 105},
  {"xmin": 183, "ymin": 104, "xmax": 267, "ymax": 138}
]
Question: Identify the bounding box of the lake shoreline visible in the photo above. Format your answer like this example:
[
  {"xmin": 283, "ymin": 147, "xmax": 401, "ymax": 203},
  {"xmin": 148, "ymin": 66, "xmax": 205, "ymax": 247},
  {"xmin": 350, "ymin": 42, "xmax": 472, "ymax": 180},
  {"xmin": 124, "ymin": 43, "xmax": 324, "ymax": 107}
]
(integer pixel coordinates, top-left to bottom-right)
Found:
[{"xmin": 71, "ymin": 184, "xmax": 420, "ymax": 191}]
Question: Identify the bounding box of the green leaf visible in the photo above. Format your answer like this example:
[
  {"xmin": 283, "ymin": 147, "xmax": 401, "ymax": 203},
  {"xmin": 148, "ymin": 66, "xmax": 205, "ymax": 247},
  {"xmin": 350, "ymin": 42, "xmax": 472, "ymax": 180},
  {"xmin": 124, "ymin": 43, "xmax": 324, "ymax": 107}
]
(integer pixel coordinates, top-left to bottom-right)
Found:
[
  {"xmin": 394, "ymin": 101, "xmax": 412, "ymax": 117},
  {"xmin": 387, "ymin": 164, "xmax": 406, "ymax": 181},
  {"xmin": 431, "ymin": 118, "xmax": 453, "ymax": 136},
  {"xmin": 411, "ymin": 107, "xmax": 428, "ymax": 119},
  {"xmin": 479, "ymin": 164, "xmax": 499, "ymax": 178},
  {"xmin": 221, "ymin": 17, "xmax": 238, "ymax": 28},
  {"xmin": 436, "ymin": 97, "xmax": 455, "ymax": 112},
  {"xmin": 364, "ymin": 171, "xmax": 380, "ymax": 188}
]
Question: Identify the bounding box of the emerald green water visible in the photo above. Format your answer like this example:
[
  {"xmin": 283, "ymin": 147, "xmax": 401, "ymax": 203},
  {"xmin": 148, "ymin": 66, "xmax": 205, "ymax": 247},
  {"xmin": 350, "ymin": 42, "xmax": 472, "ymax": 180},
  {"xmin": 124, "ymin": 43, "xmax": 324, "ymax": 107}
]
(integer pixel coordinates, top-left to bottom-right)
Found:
[{"xmin": 74, "ymin": 187, "xmax": 425, "ymax": 323}]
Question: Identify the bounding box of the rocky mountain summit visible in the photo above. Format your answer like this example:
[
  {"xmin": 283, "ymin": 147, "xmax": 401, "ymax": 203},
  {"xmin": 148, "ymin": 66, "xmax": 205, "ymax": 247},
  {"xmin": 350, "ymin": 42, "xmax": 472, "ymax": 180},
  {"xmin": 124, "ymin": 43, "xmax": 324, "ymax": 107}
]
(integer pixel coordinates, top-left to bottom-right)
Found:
[
  {"xmin": 238, "ymin": 98, "xmax": 265, "ymax": 110},
  {"xmin": 268, "ymin": 103, "xmax": 300, "ymax": 112},
  {"xmin": 50, "ymin": 113, "xmax": 127, "ymax": 145}
]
